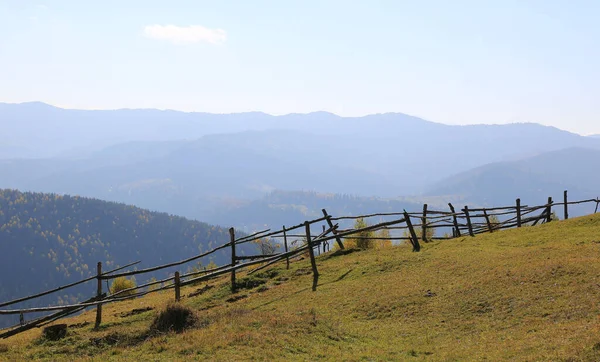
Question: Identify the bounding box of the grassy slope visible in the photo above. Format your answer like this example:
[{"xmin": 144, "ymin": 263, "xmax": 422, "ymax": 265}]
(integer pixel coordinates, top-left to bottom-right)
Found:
[{"xmin": 2, "ymin": 214, "xmax": 600, "ymax": 361}]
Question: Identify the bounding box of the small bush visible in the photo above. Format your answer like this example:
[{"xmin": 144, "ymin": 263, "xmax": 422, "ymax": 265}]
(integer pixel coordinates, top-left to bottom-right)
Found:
[
  {"xmin": 110, "ymin": 276, "xmax": 137, "ymax": 296},
  {"xmin": 346, "ymin": 218, "xmax": 375, "ymax": 249},
  {"xmin": 149, "ymin": 303, "xmax": 197, "ymax": 334}
]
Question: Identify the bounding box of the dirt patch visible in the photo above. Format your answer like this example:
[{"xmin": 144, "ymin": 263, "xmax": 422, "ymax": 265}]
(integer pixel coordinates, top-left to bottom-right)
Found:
[
  {"xmin": 226, "ymin": 294, "xmax": 248, "ymax": 303},
  {"xmin": 69, "ymin": 321, "xmax": 90, "ymax": 329},
  {"xmin": 90, "ymin": 332, "xmax": 144, "ymax": 347},
  {"xmin": 294, "ymin": 268, "xmax": 312, "ymax": 276},
  {"xmin": 118, "ymin": 307, "xmax": 154, "ymax": 318},
  {"xmin": 188, "ymin": 284, "xmax": 214, "ymax": 298},
  {"xmin": 324, "ymin": 248, "xmax": 360, "ymax": 259}
]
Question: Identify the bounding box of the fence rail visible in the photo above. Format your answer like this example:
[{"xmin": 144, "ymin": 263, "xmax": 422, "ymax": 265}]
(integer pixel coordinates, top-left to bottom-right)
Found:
[{"xmin": 1, "ymin": 190, "xmax": 598, "ymax": 339}]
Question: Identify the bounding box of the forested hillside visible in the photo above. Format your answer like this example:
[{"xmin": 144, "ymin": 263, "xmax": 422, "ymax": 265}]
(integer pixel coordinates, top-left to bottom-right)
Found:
[{"xmin": 0, "ymin": 189, "xmax": 244, "ymax": 328}]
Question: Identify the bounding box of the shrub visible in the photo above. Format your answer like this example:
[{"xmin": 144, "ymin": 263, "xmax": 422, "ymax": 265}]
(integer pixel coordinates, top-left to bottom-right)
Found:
[
  {"xmin": 110, "ymin": 276, "xmax": 137, "ymax": 296},
  {"xmin": 149, "ymin": 303, "xmax": 197, "ymax": 334},
  {"xmin": 345, "ymin": 218, "xmax": 375, "ymax": 249}
]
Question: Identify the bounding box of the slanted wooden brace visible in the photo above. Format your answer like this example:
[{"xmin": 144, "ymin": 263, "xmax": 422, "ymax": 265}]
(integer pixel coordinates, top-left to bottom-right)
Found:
[
  {"xmin": 448, "ymin": 203, "xmax": 461, "ymax": 237},
  {"xmin": 322, "ymin": 209, "xmax": 344, "ymax": 250},
  {"xmin": 403, "ymin": 211, "xmax": 421, "ymax": 252},
  {"xmin": 483, "ymin": 209, "xmax": 494, "ymax": 233}
]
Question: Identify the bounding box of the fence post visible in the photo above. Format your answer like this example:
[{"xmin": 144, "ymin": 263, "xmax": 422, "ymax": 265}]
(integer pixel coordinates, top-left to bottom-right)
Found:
[
  {"xmin": 464, "ymin": 206, "xmax": 474, "ymax": 237},
  {"xmin": 322, "ymin": 209, "xmax": 344, "ymax": 250},
  {"xmin": 483, "ymin": 209, "xmax": 493, "ymax": 233},
  {"xmin": 546, "ymin": 197, "xmax": 553, "ymax": 223},
  {"xmin": 403, "ymin": 211, "xmax": 421, "ymax": 252},
  {"xmin": 174, "ymin": 271, "xmax": 181, "ymax": 301},
  {"xmin": 422, "ymin": 204, "xmax": 428, "ymax": 242},
  {"xmin": 283, "ymin": 226, "xmax": 290, "ymax": 270},
  {"xmin": 94, "ymin": 262, "xmax": 102, "ymax": 329},
  {"xmin": 516, "ymin": 198, "xmax": 522, "ymax": 227},
  {"xmin": 563, "ymin": 190, "xmax": 569, "ymax": 220},
  {"xmin": 229, "ymin": 228, "xmax": 236, "ymax": 293},
  {"xmin": 448, "ymin": 203, "xmax": 461, "ymax": 237},
  {"xmin": 304, "ymin": 222, "xmax": 319, "ymax": 291}
]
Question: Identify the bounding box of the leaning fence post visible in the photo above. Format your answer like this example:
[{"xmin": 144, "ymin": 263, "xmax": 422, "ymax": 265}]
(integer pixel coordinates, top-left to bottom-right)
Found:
[
  {"xmin": 174, "ymin": 271, "xmax": 181, "ymax": 301},
  {"xmin": 483, "ymin": 209, "xmax": 493, "ymax": 233},
  {"xmin": 422, "ymin": 204, "xmax": 428, "ymax": 242},
  {"xmin": 403, "ymin": 211, "xmax": 421, "ymax": 252},
  {"xmin": 464, "ymin": 206, "xmax": 474, "ymax": 237},
  {"xmin": 563, "ymin": 190, "xmax": 569, "ymax": 220},
  {"xmin": 229, "ymin": 228, "xmax": 236, "ymax": 293},
  {"xmin": 304, "ymin": 222, "xmax": 319, "ymax": 291},
  {"xmin": 322, "ymin": 209, "xmax": 344, "ymax": 250},
  {"xmin": 283, "ymin": 226, "xmax": 290, "ymax": 270},
  {"xmin": 546, "ymin": 197, "xmax": 553, "ymax": 223},
  {"xmin": 448, "ymin": 203, "xmax": 461, "ymax": 237},
  {"xmin": 516, "ymin": 198, "xmax": 522, "ymax": 227},
  {"xmin": 94, "ymin": 262, "xmax": 102, "ymax": 329}
]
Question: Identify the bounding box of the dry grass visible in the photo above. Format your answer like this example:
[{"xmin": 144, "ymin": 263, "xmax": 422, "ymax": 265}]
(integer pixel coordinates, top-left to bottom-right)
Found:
[{"xmin": 3, "ymin": 214, "xmax": 600, "ymax": 361}]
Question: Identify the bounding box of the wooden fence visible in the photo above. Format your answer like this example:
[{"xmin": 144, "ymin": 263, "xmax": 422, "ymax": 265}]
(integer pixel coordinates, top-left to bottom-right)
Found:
[{"xmin": 0, "ymin": 190, "xmax": 598, "ymax": 339}]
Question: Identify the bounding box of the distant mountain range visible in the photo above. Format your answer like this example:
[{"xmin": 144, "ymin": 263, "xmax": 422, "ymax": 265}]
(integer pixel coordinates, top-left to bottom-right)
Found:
[
  {"xmin": 2, "ymin": 102, "xmax": 599, "ymax": 193},
  {"xmin": 426, "ymin": 147, "xmax": 600, "ymax": 212}
]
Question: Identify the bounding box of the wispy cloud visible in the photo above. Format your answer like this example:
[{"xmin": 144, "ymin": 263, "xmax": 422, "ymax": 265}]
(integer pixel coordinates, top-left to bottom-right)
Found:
[{"xmin": 143, "ymin": 25, "xmax": 227, "ymax": 45}]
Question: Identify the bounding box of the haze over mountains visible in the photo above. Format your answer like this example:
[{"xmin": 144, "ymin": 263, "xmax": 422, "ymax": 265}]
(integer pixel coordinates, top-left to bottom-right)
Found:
[{"xmin": 1, "ymin": 102, "xmax": 599, "ymax": 230}]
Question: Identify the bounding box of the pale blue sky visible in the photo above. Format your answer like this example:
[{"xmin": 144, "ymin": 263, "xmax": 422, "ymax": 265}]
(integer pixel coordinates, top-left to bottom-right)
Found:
[{"xmin": 0, "ymin": 0, "xmax": 599, "ymax": 134}]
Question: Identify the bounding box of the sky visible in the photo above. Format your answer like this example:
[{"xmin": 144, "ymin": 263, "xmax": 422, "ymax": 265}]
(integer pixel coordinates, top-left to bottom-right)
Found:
[{"xmin": 0, "ymin": 0, "xmax": 599, "ymax": 135}]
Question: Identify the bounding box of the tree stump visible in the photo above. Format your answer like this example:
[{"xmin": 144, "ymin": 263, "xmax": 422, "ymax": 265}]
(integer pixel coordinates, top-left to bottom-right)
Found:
[{"xmin": 43, "ymin": 324, "xmax": 68, "ymax": 341}]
